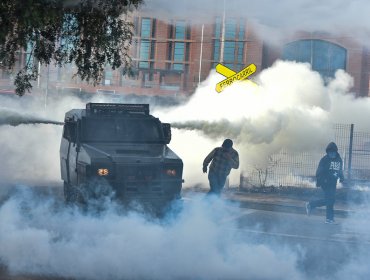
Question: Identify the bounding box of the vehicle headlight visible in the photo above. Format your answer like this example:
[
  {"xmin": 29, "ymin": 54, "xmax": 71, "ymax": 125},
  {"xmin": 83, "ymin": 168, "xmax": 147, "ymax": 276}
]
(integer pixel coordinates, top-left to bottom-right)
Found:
[
  {"xmin": 165, "ymin": 169, "xmax": 177, "ymax": 176},
  {"xmin": 97, "ymin": 168, "xmax": 110, "ymax": 176}
]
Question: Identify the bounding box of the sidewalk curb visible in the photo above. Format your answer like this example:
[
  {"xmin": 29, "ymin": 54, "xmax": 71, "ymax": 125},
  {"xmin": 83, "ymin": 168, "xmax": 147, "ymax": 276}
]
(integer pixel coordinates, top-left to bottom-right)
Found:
[
  {"xmin": 225, "ymin": 196, "xmax": 355, "ymax": 218},
  {"xmin": 182, "ymin": 189, "xmax": 358, "ymax": 217}
]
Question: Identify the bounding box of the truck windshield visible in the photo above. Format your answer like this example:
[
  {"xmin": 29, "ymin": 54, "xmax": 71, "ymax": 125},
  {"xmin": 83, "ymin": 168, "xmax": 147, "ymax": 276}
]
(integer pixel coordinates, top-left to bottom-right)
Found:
[{"xmin": 81, "ymin": 118, "xmax": 164, "ymax": 143}]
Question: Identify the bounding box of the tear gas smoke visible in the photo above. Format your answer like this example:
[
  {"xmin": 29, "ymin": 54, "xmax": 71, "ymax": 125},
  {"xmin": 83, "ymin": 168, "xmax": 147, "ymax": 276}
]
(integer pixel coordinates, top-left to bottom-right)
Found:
[
  {"xmin": 0, "ymin": 95, "xmax": 84, "ymax": 186},
  {"xmin": 0, "ymin": 108, "xmax": 64, "ymax": 126},
  {"xmin": 0, "ymin": 188, "xmax": 303, "ymax": 280},
  {"xmin": 1, "ymin": 60, "xmax": 369, "ymax": 189},
  {"xmin": 158, "ymin": 60, "xmax": 370, "ymax": 187}
]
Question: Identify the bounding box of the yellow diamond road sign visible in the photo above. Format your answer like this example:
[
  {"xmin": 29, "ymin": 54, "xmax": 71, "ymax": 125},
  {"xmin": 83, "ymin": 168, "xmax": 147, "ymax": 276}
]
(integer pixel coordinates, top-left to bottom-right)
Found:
[{"xmin": 215, "ymin": 63, "xmax": 257, "ymax": 93}]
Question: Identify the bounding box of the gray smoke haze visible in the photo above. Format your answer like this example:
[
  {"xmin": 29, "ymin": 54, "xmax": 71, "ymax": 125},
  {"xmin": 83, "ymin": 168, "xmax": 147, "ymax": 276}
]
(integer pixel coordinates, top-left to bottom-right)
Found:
[
  {"xmin": 1, "ymin": 187, "xmax": 370, "ymax": 280},
  {"xmin": 334, "ymin": 194, "xmax": 370, "ymax": 279},
  {"xmin": 0, "ymin": 188, "xmax": 303, "ymax": 280},
  {"xmin": 142, "ymin": 0, "xmax": 370, "ymax": 44},
  {"xmin": 0, "ymin": 94, "xmax": 84, "ymax": 185}
]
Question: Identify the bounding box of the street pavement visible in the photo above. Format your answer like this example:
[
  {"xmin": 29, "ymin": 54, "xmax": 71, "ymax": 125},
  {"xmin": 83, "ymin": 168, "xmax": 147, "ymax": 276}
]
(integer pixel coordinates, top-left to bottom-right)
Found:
[
  {"xmin": 184, "ymin": 186, "xmax": 362, "ymax": 217},
  {"xmin": 223, "ymin": 190, "xmax": 356, "ymax": 217},
  {"xmin": 1, "ymin": 185, "xmax": 369, "ymax": 280}
]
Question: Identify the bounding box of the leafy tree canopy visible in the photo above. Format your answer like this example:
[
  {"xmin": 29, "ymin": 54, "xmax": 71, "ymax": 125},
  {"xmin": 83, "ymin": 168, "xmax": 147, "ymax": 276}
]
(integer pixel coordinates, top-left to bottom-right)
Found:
[{"xmin": 0, "ymin": 0, "xmax": 143, "ymax": 96}]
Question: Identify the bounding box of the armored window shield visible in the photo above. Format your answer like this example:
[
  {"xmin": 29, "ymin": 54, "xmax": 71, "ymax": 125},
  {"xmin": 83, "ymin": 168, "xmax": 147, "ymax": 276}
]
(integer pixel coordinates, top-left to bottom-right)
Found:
[{"xmin": 82, "ymin": 118, "xmax": 164, "ymax": 143}]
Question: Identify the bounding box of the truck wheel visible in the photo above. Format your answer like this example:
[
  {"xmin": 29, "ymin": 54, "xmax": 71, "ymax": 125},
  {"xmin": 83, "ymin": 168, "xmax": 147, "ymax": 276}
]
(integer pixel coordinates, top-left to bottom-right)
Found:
[
  {"xmin": 64, "ymin": 182, "xmax": 80, "ymax": 204},
  {"xmin": 64, "ymin": 181, "xmax": 72, "ymax": 203}
]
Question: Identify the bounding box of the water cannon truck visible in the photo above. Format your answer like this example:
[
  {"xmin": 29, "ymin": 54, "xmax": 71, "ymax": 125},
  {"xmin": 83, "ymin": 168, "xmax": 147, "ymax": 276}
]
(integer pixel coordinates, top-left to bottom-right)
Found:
[{"xmin": 60, "ymin": 103, "xmax": 183, "ymax": 208}]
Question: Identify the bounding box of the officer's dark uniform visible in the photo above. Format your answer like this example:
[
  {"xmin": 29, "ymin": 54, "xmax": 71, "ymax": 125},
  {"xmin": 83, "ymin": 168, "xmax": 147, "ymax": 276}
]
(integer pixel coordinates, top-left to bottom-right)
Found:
[{"xmin": 307, "ymin": 142, "xmax": 344, "ymax": 222}]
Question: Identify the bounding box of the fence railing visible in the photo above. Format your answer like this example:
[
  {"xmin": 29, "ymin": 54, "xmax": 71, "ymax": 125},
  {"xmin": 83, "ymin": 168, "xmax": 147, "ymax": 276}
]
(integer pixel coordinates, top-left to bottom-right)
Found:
[{"xmin": 242, "ymin": 123, "xmax": 370, "ymax": 188}]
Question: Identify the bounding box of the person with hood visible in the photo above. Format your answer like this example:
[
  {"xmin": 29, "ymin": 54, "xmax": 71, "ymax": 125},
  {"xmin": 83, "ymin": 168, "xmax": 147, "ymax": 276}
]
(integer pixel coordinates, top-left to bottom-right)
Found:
[
  {"xmin": 203, "ymin": 139, "xmax": 239, "ymax": 195},
  {"xmin": 306, "ymin": 142, "xmax": 345, "ymax": 223}
]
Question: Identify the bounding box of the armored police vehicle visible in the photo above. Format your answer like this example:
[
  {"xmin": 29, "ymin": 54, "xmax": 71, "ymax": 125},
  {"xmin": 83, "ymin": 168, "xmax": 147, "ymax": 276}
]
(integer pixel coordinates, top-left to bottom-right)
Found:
[{"xmin": 60, "ymin": 103, "xmax": 183, "ymax": 207}]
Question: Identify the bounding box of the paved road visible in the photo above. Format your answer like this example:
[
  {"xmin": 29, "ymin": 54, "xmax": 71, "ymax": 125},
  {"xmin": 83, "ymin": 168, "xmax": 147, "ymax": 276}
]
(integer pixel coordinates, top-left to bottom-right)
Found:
[
  {"xmin": 222, "ymin": 207, "xmax": 369, "ymax": 279},
  {"xmin": 1, "ymin": 186, "xmax": 369, "ymax": 280}
]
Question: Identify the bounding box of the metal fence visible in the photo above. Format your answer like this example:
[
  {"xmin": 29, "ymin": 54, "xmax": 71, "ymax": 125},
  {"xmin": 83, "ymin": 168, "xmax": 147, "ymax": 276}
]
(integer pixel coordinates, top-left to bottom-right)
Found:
[{"xmin": 242, "ymin": 123, "xmax": 370, "ymax": 187}]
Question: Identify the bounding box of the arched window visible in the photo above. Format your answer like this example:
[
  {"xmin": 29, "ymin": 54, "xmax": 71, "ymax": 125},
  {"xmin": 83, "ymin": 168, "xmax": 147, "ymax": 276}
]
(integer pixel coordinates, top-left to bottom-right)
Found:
[{"xmin": 282, "ymin": 40, "xmax": 347, "ymax": 78}]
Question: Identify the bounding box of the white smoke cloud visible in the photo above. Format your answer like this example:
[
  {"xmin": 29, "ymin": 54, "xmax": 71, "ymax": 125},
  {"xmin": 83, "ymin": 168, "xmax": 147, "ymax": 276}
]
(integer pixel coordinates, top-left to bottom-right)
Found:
[
  {"xmin": 157, "ymin": 62, "xmax": 334, "ymax": 173},
  {"xmin": 156, "ymin": 60, "xmax": 370, "ymax": 187},
  {"xmin": 0, "ymin": 188, "xmax": 303, "ymax": 279},
  {"xmin": 1, "ymin": 60, "xmax": 369, "ymax": 190}
]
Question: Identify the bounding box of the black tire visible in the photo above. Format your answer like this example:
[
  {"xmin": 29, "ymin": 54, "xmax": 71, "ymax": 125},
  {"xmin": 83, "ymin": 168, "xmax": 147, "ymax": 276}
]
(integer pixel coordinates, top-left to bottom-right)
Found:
[
  {"xmin": 64, "ymin": 181, "xmax": 81, "ymax": 204},
  {"xmin": 63, "ymin": 181, "xmax": 71, "ymax": 203}
]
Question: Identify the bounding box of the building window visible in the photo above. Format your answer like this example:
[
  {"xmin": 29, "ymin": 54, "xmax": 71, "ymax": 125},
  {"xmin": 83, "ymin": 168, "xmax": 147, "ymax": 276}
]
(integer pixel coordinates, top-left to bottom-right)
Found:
[
  {"xmin": 224, "ymin": 41, "xmax": 235, "ymax": 62},
  {"xmin": 167, "ymin": 21, "xmax": 190, "ymax": 71},
  {"xmin": 138, "ymin": 61, "xmax": 149, "ymax": 69},
  {"xmin": 173, "ymin": 63, "xmax": 183, "ymax": 71},
  {"xmin": 213, "ymin": 39, "xmax": 220, "ymax": 62},
  {"xmin": 139, "ymin": 40, "xmax": 150, "ymax": 69},
  {"xmin": 212, "ymin": 18, "xmax": 245, "ymax": 69},
  {"xmin": 138, "ymin": 18, "xmax": 155, "ymax": 69},
  {"xmin": 174, "ymin": 42, "xmax": 184, "ymax": 61},
  {"xmin": 139, "ymin": 41, "xmax": 150, "ymax": 60},
  {"xmin": 168, "ymin": 42, "xmax": 185, "ymax": 71},
  {"xmin": 104, "ymin": 69, "xmax": 113, "ymax": 86},
  {"xmin": 224, "ymin": 63, "xmax": 233, "ymax": 69},
  {"xmin": 141, "ymin": 18, "xmax": 151, "ymax": 38},
  {"xmin": 282, "ymin": 39, "xmax": 347, "ymax": 78},
  {"xmin": 225, "ymin": 18, "xmax": 237, "ymax": 39},
  {"xmin": 175, "ymin": 21, "xmax": 186, "ymax": 39},
  {"xmin": 237, "ymin": 41, "xmax": 244, "ymax": 64},
  {"xmin": 235, "ymin": 64, "xmax": 244, "ymax": 71}
]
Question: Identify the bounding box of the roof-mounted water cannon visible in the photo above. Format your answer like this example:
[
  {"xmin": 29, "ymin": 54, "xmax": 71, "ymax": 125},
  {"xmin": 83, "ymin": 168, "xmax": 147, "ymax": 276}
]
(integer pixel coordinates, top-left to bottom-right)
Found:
[{"xmin": 86, "ymin": 103, "xmax": 150, "ymax": 116}]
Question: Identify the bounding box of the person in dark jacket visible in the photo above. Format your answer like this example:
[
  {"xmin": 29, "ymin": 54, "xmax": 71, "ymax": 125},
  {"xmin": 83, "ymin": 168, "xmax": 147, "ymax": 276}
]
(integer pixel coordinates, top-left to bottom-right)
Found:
[
  {"xmin": 305, "ymin": 142, "xmax": 345, "ymax": 223},
  {"xmin": 203, "ymin": 139, "xmax": 239, "ymax": 195}
]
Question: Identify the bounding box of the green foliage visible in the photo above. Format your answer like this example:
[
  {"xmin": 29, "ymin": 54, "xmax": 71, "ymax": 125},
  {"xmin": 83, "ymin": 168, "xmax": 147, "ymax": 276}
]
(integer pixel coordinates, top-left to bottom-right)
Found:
[{"xmin": 0, "ymin": 0, "xmax": 142, "ymax": 96}]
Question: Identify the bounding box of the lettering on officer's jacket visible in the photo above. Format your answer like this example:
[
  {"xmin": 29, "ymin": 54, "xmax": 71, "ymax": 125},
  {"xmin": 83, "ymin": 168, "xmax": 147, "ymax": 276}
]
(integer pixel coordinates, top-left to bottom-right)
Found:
[{"xmin": 330, "ymin": 161, "xmax": 341, "ymax": 171}]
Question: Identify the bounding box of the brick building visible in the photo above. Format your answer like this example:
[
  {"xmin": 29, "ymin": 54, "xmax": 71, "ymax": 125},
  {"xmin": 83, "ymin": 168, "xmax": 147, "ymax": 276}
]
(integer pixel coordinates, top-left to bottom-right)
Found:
[
  {"xmin": 79, "ymin": 11, "xmax": 263, "ymax": 97},
  {"xmin": 1, "ymin": 12, "xmax": 369, "ymax": 98}
]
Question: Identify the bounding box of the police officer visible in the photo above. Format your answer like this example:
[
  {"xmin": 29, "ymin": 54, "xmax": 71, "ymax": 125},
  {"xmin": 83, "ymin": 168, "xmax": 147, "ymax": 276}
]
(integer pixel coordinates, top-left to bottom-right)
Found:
[{"xmin": 306, "ymin": 142, "xmax": 345, "ymax": 223}]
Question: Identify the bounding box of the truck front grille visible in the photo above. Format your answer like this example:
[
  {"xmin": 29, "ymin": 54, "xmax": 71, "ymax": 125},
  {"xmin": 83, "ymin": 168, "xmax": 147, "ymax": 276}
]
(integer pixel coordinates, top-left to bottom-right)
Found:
[{"xmin": 119, "ymin": 164, "xmax": 160, "ymax": 183}]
